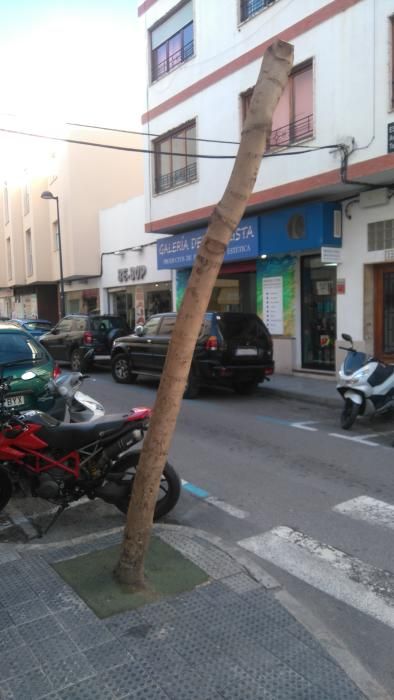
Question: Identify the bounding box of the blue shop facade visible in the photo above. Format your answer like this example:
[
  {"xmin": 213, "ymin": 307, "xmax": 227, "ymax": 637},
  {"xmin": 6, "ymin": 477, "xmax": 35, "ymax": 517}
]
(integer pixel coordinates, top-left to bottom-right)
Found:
[{"xmin": 157, "ymin": 202, "xmax": 342, "ymax": 372}]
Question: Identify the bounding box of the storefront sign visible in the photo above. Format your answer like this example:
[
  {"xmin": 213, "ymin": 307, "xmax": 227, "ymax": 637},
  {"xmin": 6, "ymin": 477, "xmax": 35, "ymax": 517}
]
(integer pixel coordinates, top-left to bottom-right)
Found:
[
  {"xmin": 262, "ymin": 276, "xmax": 283, "ymax": 335},
  {"xmin": 118, "ymin": 265, "xmax": 147, "ymax": 283},
  {"xmin": 388, "ymin": 122, "xmax": 394, "ymax": 153},
  {"xmin": 321, "ymin": 247, "xmax": 342, "ymax": 264},
  {"xmin": 157, "ymin": 218, "xmax": 258, "ymax": 270}
]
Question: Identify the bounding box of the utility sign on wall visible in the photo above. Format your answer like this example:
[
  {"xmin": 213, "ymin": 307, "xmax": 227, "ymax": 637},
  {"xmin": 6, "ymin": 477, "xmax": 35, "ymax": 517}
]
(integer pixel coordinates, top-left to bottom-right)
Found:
[{"xmin": 388, "ymin": 123, "xmax": 394, "ymax": 153}]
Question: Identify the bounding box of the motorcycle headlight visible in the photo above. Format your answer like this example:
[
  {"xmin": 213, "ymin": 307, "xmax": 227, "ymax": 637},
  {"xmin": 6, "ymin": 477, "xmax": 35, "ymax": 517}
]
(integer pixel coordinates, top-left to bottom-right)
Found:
[{"xmin": 348, "ymin": 367, "xmax": 370, "ymax": 384}]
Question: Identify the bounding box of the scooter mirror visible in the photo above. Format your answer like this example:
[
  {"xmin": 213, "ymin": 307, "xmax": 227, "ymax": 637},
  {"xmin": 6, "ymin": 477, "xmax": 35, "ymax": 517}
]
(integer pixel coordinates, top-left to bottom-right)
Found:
[{"xmin": 342, "ymin": 333, "xmax": 352, "ymax": 343}]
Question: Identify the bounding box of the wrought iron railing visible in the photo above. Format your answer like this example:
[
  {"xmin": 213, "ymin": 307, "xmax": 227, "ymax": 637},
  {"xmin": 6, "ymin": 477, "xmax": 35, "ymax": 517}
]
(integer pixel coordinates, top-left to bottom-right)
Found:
[
  {"xmin": 268, "ymin": 114, "xmax": 313, "ymax": 149},
  {"xmin": 152, "ymin": 39, "xmax": 194, "ymax": 81},
  {"xmin": 240, "ymin": 0, "xmax": 277, "ymax": 22},
  {"xmin": 155, "ymin": 161, "xmax": 197, "ymax": 193}
]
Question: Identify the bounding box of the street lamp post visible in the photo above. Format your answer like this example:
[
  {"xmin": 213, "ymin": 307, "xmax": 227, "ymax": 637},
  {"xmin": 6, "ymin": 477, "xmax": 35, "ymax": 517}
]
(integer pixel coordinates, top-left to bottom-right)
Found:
[{"xmin": 41, "ymin": 190, "xmax": 66, "ymax": 318}]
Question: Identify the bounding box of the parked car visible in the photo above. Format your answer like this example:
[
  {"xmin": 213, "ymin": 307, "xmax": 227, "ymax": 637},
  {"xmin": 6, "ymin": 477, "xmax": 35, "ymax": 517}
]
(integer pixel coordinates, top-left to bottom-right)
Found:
[
  {"xmin": 0, "ymin": 321, "xmax": 64, "ymax": 418},
  {"xmin": 110, "ymin": 311, "xmax": 274, "ymax": 398},
  {"xmin": 40, "ymin": 314, "xmax": 131, "ymax": 371},
  {"xmin": 9, "ymin": 318, "xmax": 53, "ymax": 338}
]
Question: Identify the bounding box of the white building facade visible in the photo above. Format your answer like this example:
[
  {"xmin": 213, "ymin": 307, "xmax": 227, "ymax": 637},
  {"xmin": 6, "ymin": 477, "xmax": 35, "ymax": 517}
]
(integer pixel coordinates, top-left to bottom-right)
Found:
[
  {"xmin": 138, "ymin": 0, "xmax": 394, "ymax": 373},
  {"xmin": 99, "ymin": 194, "xmax": 172, "ymax": 328}
]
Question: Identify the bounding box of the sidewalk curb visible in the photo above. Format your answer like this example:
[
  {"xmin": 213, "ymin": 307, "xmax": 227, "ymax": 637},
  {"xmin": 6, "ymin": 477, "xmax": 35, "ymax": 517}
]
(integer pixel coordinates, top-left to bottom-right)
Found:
[
  {"xmin": 262, "ymin": 386, "xmax": 342, "ymax": 409},
  {"xmin": 1, "ymin": 522, "xmax": 389, "ymax": 700}
]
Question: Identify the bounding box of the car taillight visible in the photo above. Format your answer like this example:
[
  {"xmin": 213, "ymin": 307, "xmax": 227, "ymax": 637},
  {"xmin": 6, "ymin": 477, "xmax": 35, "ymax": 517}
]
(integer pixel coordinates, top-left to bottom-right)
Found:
[
  {"xmin": 205, "ymin": 336, "xmax": 218, "ymax": 350},
  {"xmin": 83, "ymin": 331, "xmax": 93, "ymax": 344},
  {"xmin": 53, "ymin": 364, "xmax": 62, "ymax": 379}
]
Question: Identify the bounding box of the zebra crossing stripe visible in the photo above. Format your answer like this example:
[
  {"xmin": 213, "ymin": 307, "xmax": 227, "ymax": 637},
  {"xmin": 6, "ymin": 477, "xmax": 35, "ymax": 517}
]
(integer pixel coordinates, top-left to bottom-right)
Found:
[
  {"xmin": 333, "ymin": 496, "xmax": 394, "ymax": 530},
  {"xmin": 238, "ymin": 526, "xmax": 394, "ymax": 629}
]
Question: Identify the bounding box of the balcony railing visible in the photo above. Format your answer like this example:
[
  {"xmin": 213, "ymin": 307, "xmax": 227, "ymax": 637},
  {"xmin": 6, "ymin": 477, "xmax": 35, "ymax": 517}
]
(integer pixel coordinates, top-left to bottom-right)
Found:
[
  {"xmin": 268, "ymin": 114, "xmax": 313, "ymax": 150},
  {"xmin": 155, "ymin": 161, "xmax": 197, "ymax": 193},
  {"xmin": 240, "ymin": 0, "xmax": 277, "ymax": 22},
  {"xmin": 152, "ymin": 39, "xmax": 194, "ymax": 82}
]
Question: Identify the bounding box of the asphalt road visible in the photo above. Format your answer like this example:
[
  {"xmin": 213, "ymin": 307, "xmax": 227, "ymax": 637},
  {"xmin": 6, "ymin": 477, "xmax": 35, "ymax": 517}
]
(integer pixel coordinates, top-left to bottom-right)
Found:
[{"xmin": 3, "ymin": 367, "xmax": 394, "ymax": 696}]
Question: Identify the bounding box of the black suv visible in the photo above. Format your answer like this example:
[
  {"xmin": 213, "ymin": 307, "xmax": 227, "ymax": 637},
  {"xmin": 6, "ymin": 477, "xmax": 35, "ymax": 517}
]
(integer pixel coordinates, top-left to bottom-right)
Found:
[
  {"xmin": 111, "ymin": 312, "xmax": 274, "ymax": 398},
  {"xmin": 40, "ymin": 314, "xmax": 130, "ymax": 371}
]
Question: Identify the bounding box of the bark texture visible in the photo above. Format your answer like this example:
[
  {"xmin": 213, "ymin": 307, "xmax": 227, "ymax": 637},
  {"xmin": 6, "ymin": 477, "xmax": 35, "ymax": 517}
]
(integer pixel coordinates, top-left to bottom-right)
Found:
[{"xmin": 115, "ymin": 40, "xmax": 294, "ymax": 587}]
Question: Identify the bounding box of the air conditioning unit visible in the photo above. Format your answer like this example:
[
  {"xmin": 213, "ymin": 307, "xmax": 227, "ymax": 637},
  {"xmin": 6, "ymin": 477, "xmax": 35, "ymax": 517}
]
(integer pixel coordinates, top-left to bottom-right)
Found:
[{"xmin": 359, "ymin": 188, "xmax": 389, "ymax": 209}]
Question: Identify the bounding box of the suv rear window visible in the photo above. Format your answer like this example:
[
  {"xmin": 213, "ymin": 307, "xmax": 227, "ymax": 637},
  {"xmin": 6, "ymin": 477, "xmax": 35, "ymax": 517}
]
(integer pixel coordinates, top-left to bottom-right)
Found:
[
  {"xmin": 216, "ymin": 313, "xmax": 268, "ymax": 341},
  {"xmin": 90, "ymin": 317, "xmax": 128, "ymax": 331}
]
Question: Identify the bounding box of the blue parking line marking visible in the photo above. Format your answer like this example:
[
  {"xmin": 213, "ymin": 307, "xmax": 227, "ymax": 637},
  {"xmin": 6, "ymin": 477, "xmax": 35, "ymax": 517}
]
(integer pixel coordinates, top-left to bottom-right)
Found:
[{"xmin": 182, "ymin": 481, "xmax": 210, "ymax": 498}]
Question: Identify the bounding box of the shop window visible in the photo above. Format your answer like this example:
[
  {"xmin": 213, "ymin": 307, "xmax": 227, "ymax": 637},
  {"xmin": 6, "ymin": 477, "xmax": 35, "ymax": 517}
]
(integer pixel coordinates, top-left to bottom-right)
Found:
[
  {"xmin": 240, "ymin": 0, "xmax": 277, "ymax": 22},
  {"xmin": 154, "ymin": 121, "xmax": 197, "ymax": 194},
  {"xmin": 301, "ymin": 255, "xmax": 336, "ymax": 371},
  {"xmin": 151, "ymin": 1, "xmax": 193, "ymax": 82},
  {"xmin": 241, "ymin": 60, "xmax": 313, "ymax": 148},
  {"xmin": 146, "ymin": 289, "xmax": 172, "ymax": 315}
]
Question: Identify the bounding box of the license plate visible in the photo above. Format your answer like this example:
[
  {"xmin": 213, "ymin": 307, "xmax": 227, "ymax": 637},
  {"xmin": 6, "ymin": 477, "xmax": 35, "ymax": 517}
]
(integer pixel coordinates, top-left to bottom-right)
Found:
[
  {"xmin": 235, "ymin": 347, "xmax": 258, "ymax": 356},
  {"xmin": 5, "ymin": 395, "xmax": 25, "ymax": 408}
]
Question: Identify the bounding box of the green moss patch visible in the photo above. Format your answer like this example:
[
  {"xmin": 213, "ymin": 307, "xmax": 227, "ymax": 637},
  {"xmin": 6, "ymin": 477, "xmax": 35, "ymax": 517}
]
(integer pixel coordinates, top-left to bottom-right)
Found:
[{"xmin": 52, "ymin": 536, "xmax": 209, "ymax": 618}]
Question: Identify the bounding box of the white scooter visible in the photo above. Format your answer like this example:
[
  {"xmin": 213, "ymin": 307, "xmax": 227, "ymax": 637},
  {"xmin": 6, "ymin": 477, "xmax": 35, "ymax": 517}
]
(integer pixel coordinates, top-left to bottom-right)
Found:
[
  {"xmin": 337, "ymin": 333, "xmax": 394, "ymax": 429},
  {"xmin": 48, "ymin": 371, "xmax": 105, "ymax": 423}
]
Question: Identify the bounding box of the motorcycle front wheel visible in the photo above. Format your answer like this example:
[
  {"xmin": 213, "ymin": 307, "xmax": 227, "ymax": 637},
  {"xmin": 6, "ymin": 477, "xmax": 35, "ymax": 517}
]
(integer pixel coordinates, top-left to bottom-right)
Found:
[
  {"xmin": 341, "ymin": 399, "xmax": 359, "ymax": 430},
  {"xmin": 115, "ymin": 453, "xmax": 181, "ymax": 520}
]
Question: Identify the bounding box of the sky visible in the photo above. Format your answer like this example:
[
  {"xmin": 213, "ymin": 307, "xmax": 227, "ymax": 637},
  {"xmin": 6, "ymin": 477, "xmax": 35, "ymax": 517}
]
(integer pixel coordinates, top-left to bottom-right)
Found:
[{"xmin": 0, "ymin": 0, "xmax": 145, "ymax": 174}]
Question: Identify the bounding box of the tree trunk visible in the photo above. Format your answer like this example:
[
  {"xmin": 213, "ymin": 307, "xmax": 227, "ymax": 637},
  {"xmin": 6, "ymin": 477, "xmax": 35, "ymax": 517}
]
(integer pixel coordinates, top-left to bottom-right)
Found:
[{"xmin": 114, "ymin": 40, "xmax": 294, "ymax": 588}]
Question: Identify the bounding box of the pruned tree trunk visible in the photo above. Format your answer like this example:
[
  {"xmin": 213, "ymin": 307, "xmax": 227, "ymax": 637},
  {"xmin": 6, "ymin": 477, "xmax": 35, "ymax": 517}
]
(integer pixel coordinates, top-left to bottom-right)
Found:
[{"xmin": 115, "ymin": 40, "xmax": 294, "ymax": 588}]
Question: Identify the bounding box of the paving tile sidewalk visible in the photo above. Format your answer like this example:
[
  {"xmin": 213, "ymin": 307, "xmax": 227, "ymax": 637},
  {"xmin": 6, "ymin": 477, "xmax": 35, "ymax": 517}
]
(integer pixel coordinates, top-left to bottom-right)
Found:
[
  {"xmin": 0, "ymin": 526, "xmax": 380, "ymax": 700},
  {"xmin": 260, "ymin": 372, "xmax": 340, "ymax": 408}
]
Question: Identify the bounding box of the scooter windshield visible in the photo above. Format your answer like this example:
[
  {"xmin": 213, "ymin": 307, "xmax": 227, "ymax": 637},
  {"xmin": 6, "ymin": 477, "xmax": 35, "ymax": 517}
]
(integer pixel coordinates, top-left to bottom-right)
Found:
[{"xmin": 343, "ymin": 351, "xmax": 368, "ymax": 375}]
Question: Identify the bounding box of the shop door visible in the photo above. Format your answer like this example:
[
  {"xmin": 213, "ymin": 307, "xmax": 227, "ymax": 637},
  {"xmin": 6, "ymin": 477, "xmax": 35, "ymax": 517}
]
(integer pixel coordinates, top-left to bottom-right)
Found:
[
  {"xmin": 374, "ymin": 264, "xmax": 394, "ymax": 361},
  {"xmin": 301, "ymin": 255, "xmax": 336, "ymax": 371}
]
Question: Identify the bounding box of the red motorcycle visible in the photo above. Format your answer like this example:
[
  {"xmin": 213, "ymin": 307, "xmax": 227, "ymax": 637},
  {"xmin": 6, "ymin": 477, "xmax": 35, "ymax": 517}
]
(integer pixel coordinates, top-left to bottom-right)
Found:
[{"xmin": 0, "ymin": 363, "xmax": 181, "ymax": 535}]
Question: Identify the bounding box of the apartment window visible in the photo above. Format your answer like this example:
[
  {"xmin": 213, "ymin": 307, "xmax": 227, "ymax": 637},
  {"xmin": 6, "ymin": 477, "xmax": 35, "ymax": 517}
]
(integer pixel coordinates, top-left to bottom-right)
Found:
[
  {"xmin": 154, "ymin": 121, "xmax": 197, "ymax": 193},
  {"xmin": 240, "ymin": 0, "xmax": 277, "ymax": 22},
  {"xmin": 53, "ymin": 220, "xmax": 59, "ymax": 251},
  {"xmin": 25, "ymin": 229, "xmax": 33, "ymax": 277},
  {"xmin": 23, "ymin": 179, "xmax": 30, "ymax": 215},
  {"xmin": 391, "ymin": 17, "xmax": 394, "ymax": 108},
  {"xmin": 3, "ymin": 182, "xmax": 9, "ymax": 224},
  {"xmin": 6, "ymin": 238, "xmax": 12, "ymax": 280},
  {"xmin": 151, "ymin": 1, "xmax": 193, "ymax": 82},
  {"xmin": 241, "ymin": 60, "xmax": 313, "ymax": 148}
]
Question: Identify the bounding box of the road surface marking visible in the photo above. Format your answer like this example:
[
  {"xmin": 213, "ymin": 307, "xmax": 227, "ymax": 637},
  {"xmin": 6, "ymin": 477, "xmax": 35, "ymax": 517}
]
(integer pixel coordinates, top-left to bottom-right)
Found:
[
  {"xmin": 204, "ymin": 496, "xmax": 248, "ymax": 519},
  {"xmin": 290, "ymin": 421, "xmax": 319, "ymax": 431},
  {"xmin": 329, "ymin": 432, "xmax": 380, "ymax": 446},
  {"xmin": 238, "ymin": 526, "xmax": 394, "ymax": 629},
  {"xmin": 181, "ymin": 480, "xmax": 248, "ymax": 519},
  {"xmin": 334, "ymin": 496, "xmax": 394, "ymax": 530}
]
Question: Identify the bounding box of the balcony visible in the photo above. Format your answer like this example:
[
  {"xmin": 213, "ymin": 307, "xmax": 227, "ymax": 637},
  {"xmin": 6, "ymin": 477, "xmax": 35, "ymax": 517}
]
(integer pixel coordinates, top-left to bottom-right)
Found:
[
  {"xmin": 155, "ymin": 161, "xmax": 197, "ymax": 194},
  {"xmin": 240, "ymin": 0, "xmax": 277, "ymax": 22},
  {"xmin": 268, "ymin": 114, "xmax": 313, "ymax": 150},
  {"xmin": 152, "ymin": 39, "xmax": 194, "ymax": 82}
]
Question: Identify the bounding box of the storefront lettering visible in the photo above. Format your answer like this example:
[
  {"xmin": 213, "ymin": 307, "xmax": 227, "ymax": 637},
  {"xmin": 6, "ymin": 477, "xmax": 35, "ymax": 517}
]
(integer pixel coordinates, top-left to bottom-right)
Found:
[
  {"xmin": 157, "ymin": 217, "xmax": 259, "ymax": 271},
  {"xmin": 117, "ymin": 266, "xmax": 147, "ymax": 283}
]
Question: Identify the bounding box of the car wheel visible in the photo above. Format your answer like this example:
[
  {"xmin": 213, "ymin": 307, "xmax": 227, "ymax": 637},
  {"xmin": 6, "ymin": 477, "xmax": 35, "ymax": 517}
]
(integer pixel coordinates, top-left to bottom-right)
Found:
[
  {"xmin": 111, "ymin": 354, "xmax": 137, "ymax": 384},
  {"xmin": 233, "ymin": 380, "xmax": 259, "ymax": 395},
  {"xmin": 183, "ymin": 370, "xmax": 200, "ymax": 399},
  {"xmin": 70, "ymin": 348, "xmax": 82, "ymax": 372}
]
